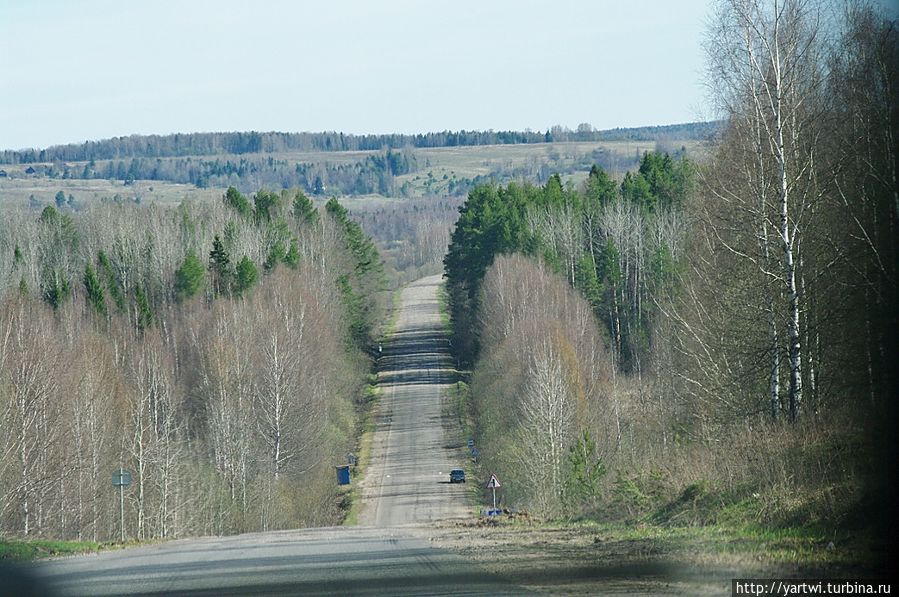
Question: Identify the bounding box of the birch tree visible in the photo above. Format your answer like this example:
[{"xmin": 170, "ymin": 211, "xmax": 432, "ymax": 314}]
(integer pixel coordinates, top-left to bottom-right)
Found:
[{"xmin": 705, "ymin": 0, "xmax": 828, "ymax": 421}]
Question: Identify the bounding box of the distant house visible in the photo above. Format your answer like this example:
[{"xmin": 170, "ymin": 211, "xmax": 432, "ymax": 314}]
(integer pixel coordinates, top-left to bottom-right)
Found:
[{"xmin": 25, "ymin": 166, "xmax": 36, "ymax": 175}]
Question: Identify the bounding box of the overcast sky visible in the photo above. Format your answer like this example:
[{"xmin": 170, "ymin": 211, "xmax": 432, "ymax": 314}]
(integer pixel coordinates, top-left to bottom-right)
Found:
[{"xmin": 1, "ymin": 1, "xmax": 715, "ymax": 150}]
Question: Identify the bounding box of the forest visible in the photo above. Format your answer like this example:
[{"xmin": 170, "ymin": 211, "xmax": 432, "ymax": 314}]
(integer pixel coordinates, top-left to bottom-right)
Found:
[
  {"xmin": 0, "ymin": 123, "xmax": 716, "ymax": 199},
  {"xmin": 0, "ymin": 122, "xmax": 718, "ymax": 164},
  {"xmin": 0, "ymin": 188, "xmax": 384, "ymax": 540},
  {"xmin": 445, "ymin": 0, "xmax": 897, "ymax": 556}
]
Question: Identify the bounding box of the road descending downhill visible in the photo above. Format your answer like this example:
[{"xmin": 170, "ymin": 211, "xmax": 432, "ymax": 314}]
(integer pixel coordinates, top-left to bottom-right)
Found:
[
  {"xmin": 31, "ymin": 275, "xmax": 527, "ymax": 596},
  {"xmin": 358, "ymin": 274, "xmax": 470, "ymax": 527}
]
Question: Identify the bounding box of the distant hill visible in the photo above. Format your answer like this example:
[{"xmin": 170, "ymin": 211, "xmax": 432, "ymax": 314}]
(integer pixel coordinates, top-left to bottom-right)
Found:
[{"xmin": 0, "ymin": 122, "xmax": 721, "ymax": 164}]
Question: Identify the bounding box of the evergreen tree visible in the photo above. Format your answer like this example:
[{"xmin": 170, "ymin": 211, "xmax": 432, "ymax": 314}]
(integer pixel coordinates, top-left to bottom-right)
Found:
[
  {"xmin": 263, "ymin": 241, "xmax": 286, "ymax": 272},
  {"xmin": 208, "ymin": 234, "xmax": 233, "ymax": 296},
  {"xmin": 134, "ymin": 285, "xmax": 153, "ymax": 331},
  {"xmin": 584, "ymin": 165, "xmax": 617, "ymax": 207},
  {"xmin": 174, "ymin": 250, "xmax": 205, "ymax": 301},
  {"xmin": 224, "ymin": 186, "xmax": 251, "ymax": 218},
  {"xmin": 253, "ymin": 190, "xmax": 281, "ymax": 224},
  {"xmin": 97, "ymin": 250, "xmax": 125, "ymax": 311},
  {"xmin": 284, "ymin": 238, "xmax": 300, "ymax": 269},
  {"xmin": 292, "ymin": 190, "xmax": 318, "ymax": 225},
  {"xmin": 83, "ymin": 263, "xmax": 107, "ymax": 317},
  {"xmin": 233, "ymin": 255, "xmax": 258, "ymax": 296},
  {"xmin": 563, "ymin": 430, "xmax": 606, "ymax": 512},
  {"xmin": 41, "ymin": 268, "xmax": 70, "ymax": 310},
  {"xmin": 620, "ymin": 171, "xmax": 653, "ymax": 211}
]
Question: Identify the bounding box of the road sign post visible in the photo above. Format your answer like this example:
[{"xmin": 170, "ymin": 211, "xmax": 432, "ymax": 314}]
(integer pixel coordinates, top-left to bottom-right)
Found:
[
  {"xmin": 112, "ymin": 468, "xmax": 132, "ymax": 542},
  {"xmin": 486, "ymin": 473, "xmax": 501, "ymax": 513}
]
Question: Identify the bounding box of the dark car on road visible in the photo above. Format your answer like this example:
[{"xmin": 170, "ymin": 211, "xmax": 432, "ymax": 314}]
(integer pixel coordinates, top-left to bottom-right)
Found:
[{"xmin": 449, "ymin": 469, "xmax": 466, "ymax": 483}]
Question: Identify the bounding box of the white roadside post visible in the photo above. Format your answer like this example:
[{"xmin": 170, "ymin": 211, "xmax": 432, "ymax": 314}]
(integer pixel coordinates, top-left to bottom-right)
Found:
[{"xmin": 486, "ymin": 473, "xmax": 501, "ymax": 514}]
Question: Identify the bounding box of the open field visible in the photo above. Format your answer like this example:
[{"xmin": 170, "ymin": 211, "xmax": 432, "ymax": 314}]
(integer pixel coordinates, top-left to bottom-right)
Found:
[
  {"xmin": 0, "ymin": 138, "xmax": 708, "ymax": 207},
  {"xmin": 0, "ymin": 177, "xmax": 223, "ymax": 208}
]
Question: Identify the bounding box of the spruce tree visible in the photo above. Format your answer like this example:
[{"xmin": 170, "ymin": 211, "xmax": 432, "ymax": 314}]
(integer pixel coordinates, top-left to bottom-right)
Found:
[
  {"xmin": 83, "ymin": 263, "xmax": 107, "ymax": 316},
  {"xmin": 174, "ymin": 250, "xmax": 205, "ymax": 301}
]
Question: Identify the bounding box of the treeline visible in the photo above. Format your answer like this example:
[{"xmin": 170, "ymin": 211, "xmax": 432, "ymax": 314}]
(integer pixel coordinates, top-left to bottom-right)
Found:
[
  {"xmin": 0, "ymin": 189, "xmax": 383, "ymax": 540},
  {"xmin": 446, "ymin": 156, "xmax": 691, "ymax": 518},
  {"xmin": 446, "ymin": 154, "xmax": 691, "ymax": 373},
  {"xmin": 28, "ymin": 148, "xmax": 417, "ymax": 196},
  {"xmin": 0, "ymin": 122, "xmax": 719, "ymax": 163},
  {"xmin": 349, "ymin": 197, "xmax": 464, "ymax": 288},
  {"xmin": 446, "ymin": 0, "xmax": 896, "ymax": 539}
]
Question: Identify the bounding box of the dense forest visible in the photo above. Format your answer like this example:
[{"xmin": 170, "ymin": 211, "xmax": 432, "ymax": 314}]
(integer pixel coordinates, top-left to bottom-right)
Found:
[
  {"xmin": 0, "ymin": 189, "xmax": 384, "ymax": 540},
  {"xmin": 0, "ymin": 122, "xmax": 719, "ymax": 163},
  {"xmin": 445, "ymin": 0, "xmax": 897, "ymax": 557}
]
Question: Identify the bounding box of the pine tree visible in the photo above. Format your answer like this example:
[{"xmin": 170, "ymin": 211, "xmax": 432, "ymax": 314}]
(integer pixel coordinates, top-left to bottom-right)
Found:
[
  {"xmin": 292, "ymin": 190, "xmax": 318, "ymax": 225},
  {"xmin": 134, "ymin": 285, "xmax": 153, "ymax": 331},
  {"xmin": 83, "ymin": 264, "xmax": 107, "ymax": 317},
  {"xmin": 97, "ymin": 251, "xmax": 125, "ymax": 311},
  {"xmin": 174, "ymin": 250, "xmax": 205, "ymax": 302},
  {"xmin": 224, "ymin": 186, "xmax": 252, "ymax": 218},
  {"xmin": 208, "ymin": 235, "xmax": 233, "ymax": 296},
  {"xmin": 233, "ymin": 256, "xmax": 258, "ymax": 296}
]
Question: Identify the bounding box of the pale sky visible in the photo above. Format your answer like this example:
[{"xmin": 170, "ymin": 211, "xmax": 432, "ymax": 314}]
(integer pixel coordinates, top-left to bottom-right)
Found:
[{"xmin": 1, "ymin": 1, "xmax": 714, "ymax": 151}]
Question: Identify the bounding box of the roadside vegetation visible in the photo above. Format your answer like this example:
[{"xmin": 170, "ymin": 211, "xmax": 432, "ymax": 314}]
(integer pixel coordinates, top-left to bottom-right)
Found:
[
  {"xmin": 0, "ymin": 538, "xmax": 103, "ymax": 561},
  {"xmin": 0, "ymin": 187, "xmax": 384, "ymax": 543},
  {"xmin": 444, "ymin": 0, "xmax": 896, "ymax": 573}
]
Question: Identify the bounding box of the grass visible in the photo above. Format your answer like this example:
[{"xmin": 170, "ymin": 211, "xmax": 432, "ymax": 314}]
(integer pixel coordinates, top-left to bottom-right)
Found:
[
  {"xmin": 0, "ymin": 538, "xmax": 104, "ymax": 561},
  {"xmin": 342, "ymin": 379, "xmax": 380, "ymax": 527},
  {"xmin": 591, "ymin": 521, "xmax": 877, "ymax": 570},
  {"xmin": 0, "ymin": 177, "xmax": 223, "ymax": 207}
]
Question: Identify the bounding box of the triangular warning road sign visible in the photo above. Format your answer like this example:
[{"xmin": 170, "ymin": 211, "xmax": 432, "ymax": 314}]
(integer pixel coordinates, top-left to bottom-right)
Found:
[{"xmin": 486, "ymin": 474, "xmax": 501, "ymax": 488}]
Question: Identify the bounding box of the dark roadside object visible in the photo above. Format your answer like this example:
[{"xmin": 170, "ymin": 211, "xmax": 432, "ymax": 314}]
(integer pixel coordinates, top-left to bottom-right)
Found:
[
  {"xmin": 450, "ymin": 469, "xmax": 466, "ymax": 483},
  {"xmin": 0, "ymin": 562, "xmax": 55, "ymax": 597}
]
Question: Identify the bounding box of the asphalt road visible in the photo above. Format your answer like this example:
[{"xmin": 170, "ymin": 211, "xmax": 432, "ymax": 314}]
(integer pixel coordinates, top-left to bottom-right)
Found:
[
  {"xmin": 28, "ymin": 275, "xmax": 523, "ymax": 596},
  {"xmin": 357, "ymin": 274, "xmax": 470, "ymax": 527}
]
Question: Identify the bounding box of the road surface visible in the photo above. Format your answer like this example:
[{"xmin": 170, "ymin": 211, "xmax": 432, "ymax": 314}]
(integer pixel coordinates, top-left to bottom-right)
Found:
[
  {"xmin": 30, "ymin": 275, "xmax": 523, "ymax": 595},
  {"xmin": 357, "ymin": 275, "xmax": 469, "ymax": 527}
]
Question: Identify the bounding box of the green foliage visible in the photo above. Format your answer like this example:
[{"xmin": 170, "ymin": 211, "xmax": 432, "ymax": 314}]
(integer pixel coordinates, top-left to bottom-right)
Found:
[
  {"xmin": 292, "ymin": 190, "xmax": 318, "ymax": 225},
  {"xmin": 40, "ymin": 204, "xmax": 60, "ymax": 225},
  {"xmin": 208, "ymin": 234, "xmax": 233, "ymax": 296},
  {"xmin": 134, "ymin": 285, "xmax": 153, "ymax": 331},
  {"xmin": 253, "ymin": 190, "xmax": 281, "ymax": 224},
  {"xmin": 574, "ymin": 255, "xmax": 603, "ymax": 313},
  {"xmin": 55, "ymin": 190, "xmax": 66, "ymax": 209},
  {"xmin": 621, "ymin": 152, "xmax": 693, "ymax": 212},
  {"xmin": 0, "ymin": 539, "xmax": 102, "ymax": 561},
  {"xmin": 233, "ymin": 255, "xmax": 258, "ymax": 295},
  {"xmin": 83, "ymin": 263, "xmax": 107, "ymax": 317},
  {"xmin": 325, "ymin": 198, "xmax": 381, "ymax": 278},
  {"xmin": 444, "ymin": 153, "xmax": 690, "ymax": 372},
  {"xmin": 97, "ymin": 250, "xmax": 125, "ymax": 311},
  {"xmin": 564, "ymin": 430, "xmax": 607, "ymax": 513},
  {"xmin": 174, "ymin": 250, "xmax": 205, "ymax": 302},
  {"xmin": 584, "ymin": 165, "xmax": 617, "ymax": 207},
  {"xmin": 325, "ymin": 197, "xmax": 384, "ymax": 346},
  {"xmin": 40, "ymin": 269, "xmax": 70, "ymax": 310},
  {"xmin": 638, "ymin": 151, "xmax": 693, "ymax": 210},
  {"xmin": 13, "ymin": 244, "xmax": 23, "ymax": 268},
  {"xmin": 620, "ymin": 171, "xmax": 653, "ymax": 210},
  {"xmin": 284, "ymin": 237, "xmax": 300, "ymax": 269},
  {"xmin": 263, "ymin": 240, "xmax": 287, "ymax": 272},
  {"xmin": 224, "ymin": 186, "xmax": 251, "ymax": 218},
  {"xmin": 337, "ymin": 274, "xmax": 368, "ymax": 346}
]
